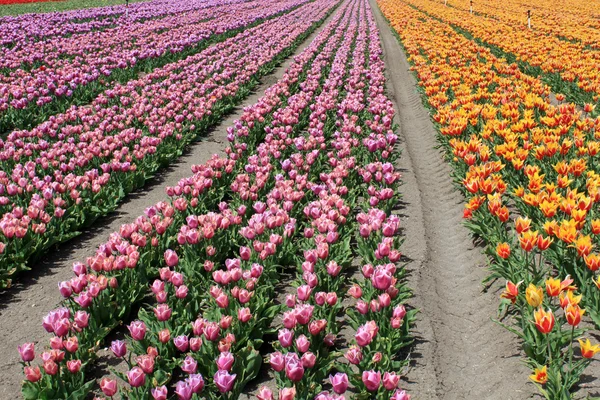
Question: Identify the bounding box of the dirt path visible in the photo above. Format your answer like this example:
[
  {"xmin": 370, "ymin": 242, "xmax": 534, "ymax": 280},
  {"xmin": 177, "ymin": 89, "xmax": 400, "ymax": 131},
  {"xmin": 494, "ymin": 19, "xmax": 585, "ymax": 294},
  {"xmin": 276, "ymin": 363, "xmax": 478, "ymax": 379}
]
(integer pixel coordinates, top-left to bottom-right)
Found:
[
  {"xmin": 369, "ymin": 0, "xmax": 534, "ymax": 398},
  {"xmin": 0, "ymin": 15, "xmax": 337, "ymax": 396}
]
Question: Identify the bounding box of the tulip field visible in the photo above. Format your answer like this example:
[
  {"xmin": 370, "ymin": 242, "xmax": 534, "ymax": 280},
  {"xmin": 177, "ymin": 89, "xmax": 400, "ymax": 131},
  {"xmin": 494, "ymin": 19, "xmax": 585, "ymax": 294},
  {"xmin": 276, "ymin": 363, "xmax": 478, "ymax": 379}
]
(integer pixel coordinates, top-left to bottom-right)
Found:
[{"xmin": 3, "ymin": 0, "xmax": 600, "ymax": 398}]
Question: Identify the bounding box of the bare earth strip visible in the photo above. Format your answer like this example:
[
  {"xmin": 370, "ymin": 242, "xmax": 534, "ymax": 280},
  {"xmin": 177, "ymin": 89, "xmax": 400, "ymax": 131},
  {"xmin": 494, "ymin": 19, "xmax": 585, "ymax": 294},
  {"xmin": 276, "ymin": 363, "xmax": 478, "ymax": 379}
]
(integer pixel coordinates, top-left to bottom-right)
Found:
[
  {"xmin": 0, "ymin": 12, "xmax": 338, "ymax": 396},
  {"xmin": 369, "ymin": 0, "xmax": 535, "ymax": 398}
]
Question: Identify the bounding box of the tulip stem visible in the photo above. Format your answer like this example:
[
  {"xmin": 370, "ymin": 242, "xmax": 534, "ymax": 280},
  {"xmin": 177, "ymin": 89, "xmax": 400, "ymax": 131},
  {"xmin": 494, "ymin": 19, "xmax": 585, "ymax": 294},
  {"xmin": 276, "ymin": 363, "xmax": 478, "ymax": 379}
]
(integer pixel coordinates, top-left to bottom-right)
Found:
[
  {"xmin": 547, "ymin": 335, "xmax": 552, "ymax": 364},
  {"xmin": 566, "ymin": 325, "xmax": 575, "ymax": 381}
]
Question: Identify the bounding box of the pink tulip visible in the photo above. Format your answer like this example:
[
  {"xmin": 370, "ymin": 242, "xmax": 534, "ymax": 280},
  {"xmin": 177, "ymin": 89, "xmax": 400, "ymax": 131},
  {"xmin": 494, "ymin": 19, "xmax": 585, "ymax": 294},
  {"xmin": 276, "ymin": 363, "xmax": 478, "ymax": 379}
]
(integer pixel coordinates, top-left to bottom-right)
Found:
[
  {"xmin": 152, "ymin": 386, "xmax": 168, "ymax": 400},
  {"xmin": 214, "ymin": 370, "xmax": 236, "ymax": 393},
  {"xmin": 330, "ymin": 372, "xmax": 349, "ymax": 394},
  {"xmin": 111, "ymin": 340, "xmax": 127, "ymax": 357},
  {"xmin": 216, "ymin": 352, "xmax": 235, "ymax": 371},
  {"xmin": 270, "ymin": 351, "xmax": 285, "ymax": 372},
  {"xmin": 174, "ymin": 335, "xmax": 189, "ymax": 352},
  {"xmin": 18, "ymin": 343, "xmax": 35, "ymax": 362},
  {"xmin": 24, "ymin": 366, "xmax": 41, "ymax": 382},
  {"xmin": 345, "ymin": 345, "xmax": 363, "ymax": 365},
  {"xmin": 181, "ymin": 356, "xmax": 198, "ymax": 374},
  {"xmin": 67, "ymin": 360, "xmax": 82, "ymax": 373},
  {"xmin": 175, "ymin": 381, "xmax": 193, "ymax": 400},
  {"xmin": 187, "ymin": 374, "xmax": 204, "ymax": 393},
  {"xmin": 285, "ymin": 357, "xmax": 305, "ymax": 381},
  {"xmin": 300, "ymin": 351, "xmax": 316, "ymax": 368},
  {"xmin": 128, "ymin": 321, "xmax": 146, "ymax": 341},
  {"xmin": 257, "ymin": 386, "xmax": 274, "ymax": 400},
  {"xmin": 100, "ymin": 378, "xmax": 118, "ymax": 396},
  {"xmin": 279, "ymin": 387, "xmax": 296, "ymax": 400},
  {"xmin": 278, "ymin": 328, "xmax": 294, "ymax": 348},
  {"xmin": 391, "ymin": 390, "xmax": 411, "ymax": 400},
  {"xmin": 362, "ymin": 370, "xmax": 382, "ymax": 392},
  {"xmin": 127, "ymin": 367, "xmax": 146, "ymax": 387},
  {"xmin": 383, "ymin": 372, "xmax": 401, "ymax": 390},
  {"xmin": 164, "ymin": 249, "xmax": 179, "ymax": 267}
]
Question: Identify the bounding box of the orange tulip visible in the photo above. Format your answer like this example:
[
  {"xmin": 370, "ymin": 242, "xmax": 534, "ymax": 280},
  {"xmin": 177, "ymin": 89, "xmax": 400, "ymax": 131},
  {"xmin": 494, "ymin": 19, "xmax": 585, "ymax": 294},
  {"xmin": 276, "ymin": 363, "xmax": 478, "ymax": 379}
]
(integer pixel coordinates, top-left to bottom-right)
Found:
[
  {"xmin": 536, "ymin": 235, "xmax": 553, "ymax": 251},
  {"xmin": 519, "ymin": 230, "xmax": 538, "ymax": 252},
  {"xmin": 573, "ymin": 235, "xmax": 593, "ymax": 257},
  {"xmin": 529, "ymin": 365, "xmax": 548, "ymax": 384},
  {"xmin": 584, "ymin": 253, "xmax": 600, "ymax": 271},
  {"xmin": 515, "ymin": 217, "xmax": 531, "ymax": 234},
  {"xmin": 500, "ymin": 280, "xmax": 521, "ymax": 304},
  {"xmin": 578, "ymin": 339, "xmax": 600, "ymax": 359},
  {"xmin": 496, "ymin": 242, "xmax": 511, "ymax": 259},
  {"xmin": 565, "ymin": 304, "xmax": 585, "ymax": 326},
  {"xmin": 545, "ymin": 277, "xmax": 561, "ymax": 297},
  {"xmin": 533, "ymin": 308, "xmax": 555, "ymax": 334},
  {"xmin": 559, "ymin": 290, "xmax": 582, "ymax": 309}
]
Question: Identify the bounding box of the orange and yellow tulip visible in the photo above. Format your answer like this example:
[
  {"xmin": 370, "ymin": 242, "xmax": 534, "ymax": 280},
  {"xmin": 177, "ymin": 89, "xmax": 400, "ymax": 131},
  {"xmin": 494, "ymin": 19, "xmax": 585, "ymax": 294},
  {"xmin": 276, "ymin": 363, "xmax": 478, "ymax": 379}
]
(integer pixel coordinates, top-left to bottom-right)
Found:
[
  {"xmin": 578, "ymin": 338, "xmax": 600, "ymax": 358},
  {"xmin": 533, "ymin": 308, "xmax": 555, "ymax": 334}
]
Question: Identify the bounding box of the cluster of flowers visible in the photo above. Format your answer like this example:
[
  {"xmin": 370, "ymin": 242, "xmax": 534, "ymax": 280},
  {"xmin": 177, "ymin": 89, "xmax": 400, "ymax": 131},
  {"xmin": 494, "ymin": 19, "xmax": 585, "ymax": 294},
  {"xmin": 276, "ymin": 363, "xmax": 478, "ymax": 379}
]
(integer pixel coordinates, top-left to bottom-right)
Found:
[
  {"xmin": 0, "ymin": 0, "xmax": 336, "ymax": 288},
  {"xmin": 378, "ymin": 0, "xmax": 600, "ymax": 397},
  {"xmin": 0, "ymin": 0, "xmax": 312, "ymax": 132},
  {"xmin": 405, "ymin": 0, "xmax": 600, "ymax": 102},
  {"xmin": 18, "ymin": 0, "xmax": 415, "ymax": 398}
]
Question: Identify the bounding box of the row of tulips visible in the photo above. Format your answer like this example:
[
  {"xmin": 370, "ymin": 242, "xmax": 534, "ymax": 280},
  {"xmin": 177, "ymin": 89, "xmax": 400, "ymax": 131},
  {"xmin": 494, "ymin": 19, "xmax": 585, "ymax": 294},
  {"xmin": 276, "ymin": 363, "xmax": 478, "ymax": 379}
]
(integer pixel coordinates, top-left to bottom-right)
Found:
[
  {"xmin": 19, "ymin": 0, "xmax": 416, "ymax": 398},
  {"xmin": 0, "ymin": 0, "xmax": 311, "ymax": 133},
  {"xmin": 377, "ymin": 0, "xmax": 600, "ymax": 398},
  {"xmin": 0, "ymin": 0, "xmax": 337, "ymax": 288},
  {"xmin": 401, "ymin": 0, "xmax": 600, "ymax": 108},
  {"xmin": 17, "ymin": 0, "xmax": 351, "ymax": 397}
]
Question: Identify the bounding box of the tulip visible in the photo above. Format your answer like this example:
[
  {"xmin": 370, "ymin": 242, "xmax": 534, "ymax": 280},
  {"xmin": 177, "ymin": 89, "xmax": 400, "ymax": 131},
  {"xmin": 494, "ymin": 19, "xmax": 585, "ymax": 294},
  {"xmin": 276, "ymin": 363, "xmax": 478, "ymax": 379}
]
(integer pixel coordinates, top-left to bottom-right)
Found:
[
  {"xmin": 216, "ymin": 352, "xmax": 235, "ymax": 371},
  {"xmin": 187, "ymin": 374, "xmax": 205, "ymax": 393},
  {"xmin": 565, "ymin": 304, "xmax": 585, "ymax": 327},
  {"xmin": 362, "ymin": 370, "xmax": 381, "ymax": 391},
  {"xmin": 525, "ymin": 284, "xmax": 543, "ymax": 307},
  {"xmin": 345, "ymin": 345, "xmax": 363, "ymax": 365},
  {"xmin": 579, "ymin": 338, "xmax": 600, "ymax": 358},
  {"xmin": 257, "ymin": 386, "xmax": 274, "ymax": 400},
  {"xmin": 529, "ymin": 365, "xmax": 547, "ymax": 384},
  {"xmin": 24, "ymin": 366, "xmax": 41, "ymax": 382},
  {"xmin": 128, "ymin": 321, "xmax": 147, "ymax": 340},
  {"xmin": 18, "ymin": 343, "xmax": 35, "ymax": 362},
  {"xmin": 181, "ymin": 356, "xmax": 198, "ymax": 374},
  {"xmin": 175, "ymin": 381, "xmax": 193, "ymax": 400},
  {"xmin": 301, "ymin": 351, "xmax": 316, "ymax": 368},
  {"xmin": 533, "ymin": 308, "xmax": 555, "ymax": 334},
  {"xmin": 100, "ymin": 378, "xmax": 118, "ymax": 396},
  {"xmin": 383, "ymin": 372, "xmax": 401, "ymax": 390},
  {"xmin": 67, "ymin": 359, "xmax": 82, "ymax": 373},
  {"xmin": 151, "ymin": 386, "xmax": 168, "ymax": 400},
  {"xmin": 391, "ymin": 390, "xmax": 411, "ymax": 400},
  {"xmin": 127, "ymin": 367, "xmax": 146, "ymax": 387},
  {"xmin": 330, "ymin": 372, "xmax": 349, "ymax": 394},
  {"xmin": 214, "ymin": 370, "xmax": 236, "ymax": 393},
  {"xmin": 279, "ymin": 387, "xmax": 296, "ymax": 400},
  {"xmin": 164, "ymin": 249, "xmax": 179, "ymax": 267},
  {"xmin": 270, "ymin": 351, "xmax": 285, "ymax": 372},
  {"xmin": 111, "ymin": 340, "xmax": 127, "ymax": 357}
]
